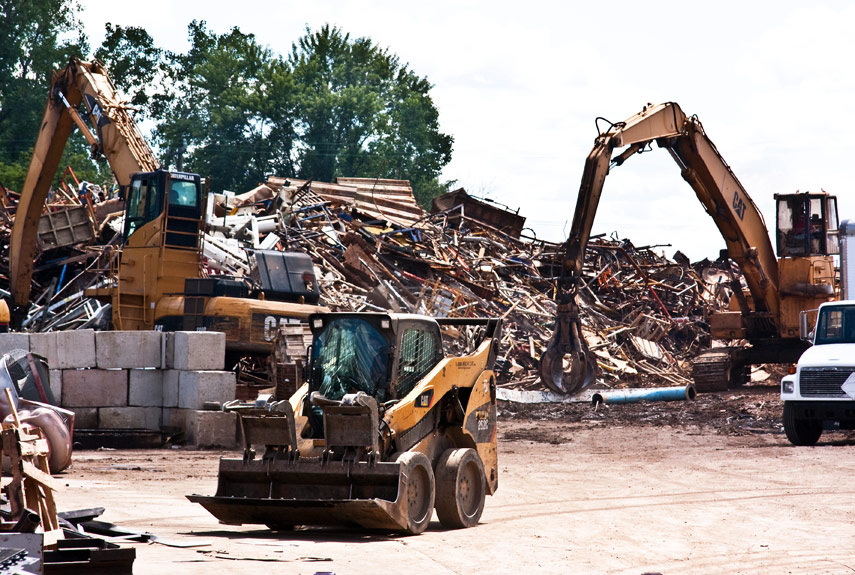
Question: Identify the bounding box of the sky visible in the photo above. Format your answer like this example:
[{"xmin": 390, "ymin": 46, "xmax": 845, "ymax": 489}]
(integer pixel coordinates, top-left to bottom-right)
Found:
[{"xmin": 78, "ymin": 0, "xmax": 855, "ymax": 261}]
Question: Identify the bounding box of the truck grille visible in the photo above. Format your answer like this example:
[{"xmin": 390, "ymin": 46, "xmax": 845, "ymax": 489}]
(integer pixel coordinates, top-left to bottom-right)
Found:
[{"xmin": 799, "ymin": 367, "xmax": 855, "ymax": 398}]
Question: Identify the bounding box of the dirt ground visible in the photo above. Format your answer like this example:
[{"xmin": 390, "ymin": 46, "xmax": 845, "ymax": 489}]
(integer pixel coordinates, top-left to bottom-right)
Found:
[{"xmin": 56, "ymin": 384, "xmax": 855, "ymax": 575}]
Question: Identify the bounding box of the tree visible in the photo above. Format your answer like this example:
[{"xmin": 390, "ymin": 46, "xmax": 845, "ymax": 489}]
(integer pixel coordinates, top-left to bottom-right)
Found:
[
  {"xmin": 0, "ymin": 0, "xmax": 89, "ymax": 190},
  {"xmin": 151, "ymin": 21, "xmax": 298, "ymax": 193},
  {"xmin": 95, "ymin": 22, "xmax": 454, "ymax": 202},
  {"xmin": 94, "ymin": 23, "xmax": 162, "ymax": 113},
  {"xmin": 290, "ymin": 25, "xmax": 453, "ymax": 206}
]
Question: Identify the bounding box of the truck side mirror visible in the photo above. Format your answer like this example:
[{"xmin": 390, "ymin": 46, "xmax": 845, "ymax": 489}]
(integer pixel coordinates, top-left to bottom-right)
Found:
[{"xmin": 799, "ymin": 311, "xmax": 812, "ymax": 341}]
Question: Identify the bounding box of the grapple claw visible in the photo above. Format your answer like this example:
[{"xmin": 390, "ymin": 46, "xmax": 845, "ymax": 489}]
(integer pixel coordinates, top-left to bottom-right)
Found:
[{"xmin": 539, "ymin": 299, "xmax": 597, "ymax": 395}]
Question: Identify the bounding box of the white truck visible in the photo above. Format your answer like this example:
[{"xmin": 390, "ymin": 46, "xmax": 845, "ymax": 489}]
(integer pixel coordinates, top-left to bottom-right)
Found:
[{"xmin": 780, "ymin": 220, "xmax": 855, "ymax": 445}]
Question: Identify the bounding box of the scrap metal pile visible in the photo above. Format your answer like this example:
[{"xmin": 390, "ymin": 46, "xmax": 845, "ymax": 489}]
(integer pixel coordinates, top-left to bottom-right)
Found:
[{"xmin": 0, "ymin": 174, "xmax": 739, "ymax": 392}]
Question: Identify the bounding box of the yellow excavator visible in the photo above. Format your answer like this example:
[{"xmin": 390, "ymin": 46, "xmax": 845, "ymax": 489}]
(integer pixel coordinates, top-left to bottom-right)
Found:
[
  {"xmin": 540, "ymin": 102, "xmax": 839, "ymax": 394},
  {"xmin": 189, "ymin": 312, "xmax": 501, "ymax": 534},
  {"xmin": 10, "ymin": 58, "xmax": 323, "ymax": 352}
]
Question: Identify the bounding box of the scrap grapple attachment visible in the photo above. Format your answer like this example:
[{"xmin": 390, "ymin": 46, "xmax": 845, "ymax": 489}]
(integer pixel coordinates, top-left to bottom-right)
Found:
[{"xmin": 539, "ymin": 292, "xmax": 597, "ymax": 395}]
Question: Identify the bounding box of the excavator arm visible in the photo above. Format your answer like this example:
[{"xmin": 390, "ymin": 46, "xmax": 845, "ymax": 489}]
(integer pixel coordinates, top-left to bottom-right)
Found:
[
  {"xmin": 9, "ymin": 58, "xmax": 159, "ymax": 318},
  {"xmin": 541, "ymin": 102, "xmax": 779, "ymax": 394}
]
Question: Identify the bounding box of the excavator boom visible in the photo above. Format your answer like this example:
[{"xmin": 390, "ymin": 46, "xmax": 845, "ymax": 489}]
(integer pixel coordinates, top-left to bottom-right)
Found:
[
  {"xmin": 10, "ymin": 58, "xmax": 158, "ymax": 316},
  {"xmin": 541, "ymin": 102, "xmax": 782, "ymax": 394}
]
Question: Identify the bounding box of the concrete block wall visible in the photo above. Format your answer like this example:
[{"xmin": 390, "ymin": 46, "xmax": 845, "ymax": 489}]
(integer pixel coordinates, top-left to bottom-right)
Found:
[{"xmin": 0, "ymin": 331, "xmax": 238, "ymax": 447}]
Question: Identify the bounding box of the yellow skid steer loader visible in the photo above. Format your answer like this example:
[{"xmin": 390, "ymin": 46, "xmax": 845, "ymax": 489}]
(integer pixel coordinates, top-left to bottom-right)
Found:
[{"xmin": 188, "ymin": 312, "xmax": 501, "ymax": 534}]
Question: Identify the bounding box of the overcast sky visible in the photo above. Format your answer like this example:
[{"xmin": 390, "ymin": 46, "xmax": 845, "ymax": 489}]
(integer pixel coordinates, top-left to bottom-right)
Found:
[{"xmin": 79, "ymin": 0, "xmax": 855, "ymax": 261}]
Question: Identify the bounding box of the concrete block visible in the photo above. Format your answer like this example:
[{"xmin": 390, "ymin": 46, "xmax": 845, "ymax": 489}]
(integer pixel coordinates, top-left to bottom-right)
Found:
[
  {"xmin": 69, "ymin": 407, "xmax": 98, "ymax": 429},
  {"xmin": 0, "ymin": 333, "xmax": 29, "ymax": 356},
  {"xmin": 55, "ymin": 330, "xmax": 96, "ymax": 369},
  {"xmin": 162, "ymin": 370, "xmax": 179, "ymax": 408},
  {"xmin": 170, "ymin": 332, "xmax": 226, "ymax": 371},
  {"xmin": 61, "ymin": 369, "xmax": 128, "ymax": 407},
  {"xmin": 29, "ymin": 333, "xmax": 58, "ymax": 367},
  {"xmin": 128, "ymin": 369, "xmax": 163, "ymax": 407},
  {"xmin": 48, "ymin": 370, "xmax": 62, "ymax": 404},
  {"xmin": 99, "ymin": 406, "xmax": 161, "ymax": 430},
  {"xmin": 162, "ymin": 407, "xmax": 187, "ymax": 430},
  {"xmin": 185, "ymin": 410, "xmax": 238, "ymax": 448},
  {"xmin": 178, "ymin": 371, "xmax": 235, "ymax": 410},
  {"xmin": 165, "ymin": 333, "xmax": 173, "ymax": 369},
  {"xmin": 96, "ymin": 331, "xmax": 163, "ymax": 369}
]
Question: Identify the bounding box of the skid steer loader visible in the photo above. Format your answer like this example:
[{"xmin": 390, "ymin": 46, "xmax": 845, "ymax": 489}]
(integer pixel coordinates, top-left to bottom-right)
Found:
[{"xmin": 188, "ymin": 312, "xmax": 502, "ymax": 534}]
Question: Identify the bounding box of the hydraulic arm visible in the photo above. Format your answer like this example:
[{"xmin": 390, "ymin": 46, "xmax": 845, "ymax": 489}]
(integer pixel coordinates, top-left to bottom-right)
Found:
[
  {"xmin": 10, "ymin": 58, "xmax": 158, "ymax": 320},
  {"xmin": 540, "ymin": 102, "xmax": 780, "ymax": 394}
]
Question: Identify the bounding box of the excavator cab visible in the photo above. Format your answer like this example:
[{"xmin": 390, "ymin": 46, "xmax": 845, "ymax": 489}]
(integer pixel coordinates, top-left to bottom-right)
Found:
[
  {"xmin": 123, "ymin": 169, "xmax": 203, "ymax": 248},
  {"xmin": 775, "ymin": 192, "xmax": 839, "ymax": 257}
]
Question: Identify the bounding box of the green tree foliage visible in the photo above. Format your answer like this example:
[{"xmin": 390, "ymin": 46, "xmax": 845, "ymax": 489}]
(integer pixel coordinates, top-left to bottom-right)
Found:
[
  {"xmin": 151, "ymin": 21, "xmax": 297, "ymax": 193},
  {"xmin": 4, "ymin": 15, "xmax": 454, "ymax": 203},
  {"xmin": 290, "ymin": 25, "xmax": 452, "ymax": 206},
  {"xmin": 94, "ymin": 23, "xmax": 162, "ymax": 112},
  {"xmin": 142, "ymin": 22, "xmax": 452, "ymax": 203},
  {"xmin": 0, "ymin": 0, "xmax": 89, "ymax": 190}
]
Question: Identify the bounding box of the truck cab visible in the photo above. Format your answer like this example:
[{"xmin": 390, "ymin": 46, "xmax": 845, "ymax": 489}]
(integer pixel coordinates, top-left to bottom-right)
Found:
[{"xmin": 780, "ymin": 300, "xmax": 855, "ymax": 445}]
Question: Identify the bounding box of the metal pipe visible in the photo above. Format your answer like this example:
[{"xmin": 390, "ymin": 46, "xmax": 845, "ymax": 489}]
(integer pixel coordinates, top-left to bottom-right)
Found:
[{"xmin": 591, "ymin": 385, "xmax": 696, "ymax": 405}]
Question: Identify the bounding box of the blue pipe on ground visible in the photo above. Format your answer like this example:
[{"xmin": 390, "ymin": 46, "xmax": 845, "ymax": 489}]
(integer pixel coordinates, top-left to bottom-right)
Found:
[{"xmin": 591, "ymin": 385, "xmax": 696, "ymax": 405}]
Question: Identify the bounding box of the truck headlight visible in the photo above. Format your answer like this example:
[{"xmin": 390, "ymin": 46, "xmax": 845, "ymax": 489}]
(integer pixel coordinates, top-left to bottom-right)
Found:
[{"xmin": 782, "ymin": 380, "xmax": 795, "ymax": 394}]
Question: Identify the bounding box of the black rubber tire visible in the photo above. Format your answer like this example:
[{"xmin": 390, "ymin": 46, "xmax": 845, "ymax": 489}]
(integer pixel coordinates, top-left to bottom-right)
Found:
[
  {"xmin": 396, "ymin": 452, "xmax": 435, "ymax": 534},
  {"xmin": 434, "ymin": 448, "xmax": 486, "ymax": 529},
  {"xmin": 783, "ymin": 402, "xmax": 823, "ymax": 446}
]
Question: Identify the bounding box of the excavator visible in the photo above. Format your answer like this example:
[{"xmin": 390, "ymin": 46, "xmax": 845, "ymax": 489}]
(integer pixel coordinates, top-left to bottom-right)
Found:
[
  {"xmin": 540, "ymin": 102, "xmax": 839, "ymax": 395},
  {"xmin": 10, "ymin": 58, "xmax": 323, "ymax": 353},
  {"xmin": 189, "ymin": 312, "xmax": 502, "ymax": 534}
]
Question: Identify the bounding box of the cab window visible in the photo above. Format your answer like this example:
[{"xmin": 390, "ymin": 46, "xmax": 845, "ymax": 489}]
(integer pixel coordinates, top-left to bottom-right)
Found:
[
  {"xmin": 125, "ymin": 177, "xmax": 159, "ymax": 239},
  {"xmin": 169, "ymin": 180, "xmax": 199, "ymax": 207},
  {"xmin": 396, "ymin": 327, "xmax": 442, "ymax": 399}
]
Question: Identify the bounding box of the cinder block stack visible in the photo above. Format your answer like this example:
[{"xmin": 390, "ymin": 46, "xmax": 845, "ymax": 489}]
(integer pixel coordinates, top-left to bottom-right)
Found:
[{"xmin": 0, "ymin": 330, "xmax": 239, "ymax": 447}]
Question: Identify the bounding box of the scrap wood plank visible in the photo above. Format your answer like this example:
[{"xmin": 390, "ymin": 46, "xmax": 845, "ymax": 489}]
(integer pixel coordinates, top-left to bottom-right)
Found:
[{"xmin": 1, "ymin": 390, "xmax": 62, "ymax": 546}]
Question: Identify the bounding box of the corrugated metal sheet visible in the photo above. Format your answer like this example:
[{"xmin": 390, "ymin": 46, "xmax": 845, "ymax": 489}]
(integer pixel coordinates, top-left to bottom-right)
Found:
[
  {"xmin": 267, "ymin": 176, "xmax": 426, "ymax": 227},
  {"xmin": 340, "ymin": 178, "xmax": 425, "ymax": 228}
]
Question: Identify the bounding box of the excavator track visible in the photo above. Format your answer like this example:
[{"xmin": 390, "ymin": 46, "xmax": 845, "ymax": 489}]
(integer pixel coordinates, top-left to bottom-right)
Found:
[
  {"xmin": 692, "ymin": 349, "xmax": 748, "ymax": 392},
  {"xmin": 691, "ymin": 350, "xmax": 733, "ymax": 392}
]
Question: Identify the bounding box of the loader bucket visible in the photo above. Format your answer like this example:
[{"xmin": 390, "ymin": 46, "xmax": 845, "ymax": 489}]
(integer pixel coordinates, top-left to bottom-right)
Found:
[{"xmin": 188, "ymin": 451, "xmax": 436, "ymax": 534}]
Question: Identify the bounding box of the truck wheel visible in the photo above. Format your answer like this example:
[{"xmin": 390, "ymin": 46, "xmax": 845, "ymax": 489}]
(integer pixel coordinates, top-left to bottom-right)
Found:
[
  {"xmin": 435, "ymin": 448, "xmax": 486, "ymax": 529},
  {"xmin": 396, "ymin": 452, "xmax": 435, "ymax": 534},
  {"xmin": 783, "ymin": 402, "xmax": 822, "ymax": 446}
]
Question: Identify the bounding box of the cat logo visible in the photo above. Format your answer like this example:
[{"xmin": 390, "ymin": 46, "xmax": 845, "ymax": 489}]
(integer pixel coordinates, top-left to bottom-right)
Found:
[{"xmin": 415, "ymin": 390, "xmax": 434, "ymax": 408}]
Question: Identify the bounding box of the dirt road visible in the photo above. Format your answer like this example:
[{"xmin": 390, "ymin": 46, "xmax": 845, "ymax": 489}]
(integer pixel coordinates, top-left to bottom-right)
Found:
[{"xmin": 58, "ymin": 387, "xmax": 855, "ymax": 574}]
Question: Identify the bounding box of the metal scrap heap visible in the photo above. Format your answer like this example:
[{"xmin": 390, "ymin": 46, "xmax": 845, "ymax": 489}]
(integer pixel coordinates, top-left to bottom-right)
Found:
[{"xmin": 0, "ymin": 174, "xmax": 737, "ymax": 392}]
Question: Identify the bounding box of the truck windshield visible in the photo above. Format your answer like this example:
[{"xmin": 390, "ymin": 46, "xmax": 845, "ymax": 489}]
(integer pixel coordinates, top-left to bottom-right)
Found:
[
  {"xmin": 311, "ymin": 318, "xmax": 390, "ymax": 402},
  {"xmin": 814, "ymin": 305, "xmax": 855, "ymax": 345}
]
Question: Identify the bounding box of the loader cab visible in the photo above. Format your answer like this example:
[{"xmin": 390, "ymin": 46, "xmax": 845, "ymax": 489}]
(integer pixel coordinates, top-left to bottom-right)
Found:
[
  {"xmin": 305, "ymin": 313, "xmax": 444, "ymax": 437},
  {"xmin": 123, "ymin": 169, "xmax": 202, "ymax": 248},
  {"xmin": 775, "ymin": 192, "xmax": 839, "ymax": 257}
]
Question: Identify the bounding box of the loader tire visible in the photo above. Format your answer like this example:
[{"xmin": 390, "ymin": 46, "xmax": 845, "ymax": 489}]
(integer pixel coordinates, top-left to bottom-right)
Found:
[
  {"xmin": 435, "ymin": 448, "xmax": 486, "ymax": 529},
  {"xmin": 783, "ymin": 402, "xmax": 822, "ymax": 446},
  {"xmin": 396, "ymin": 451, "xmax": 435, "ymax": 534}
]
